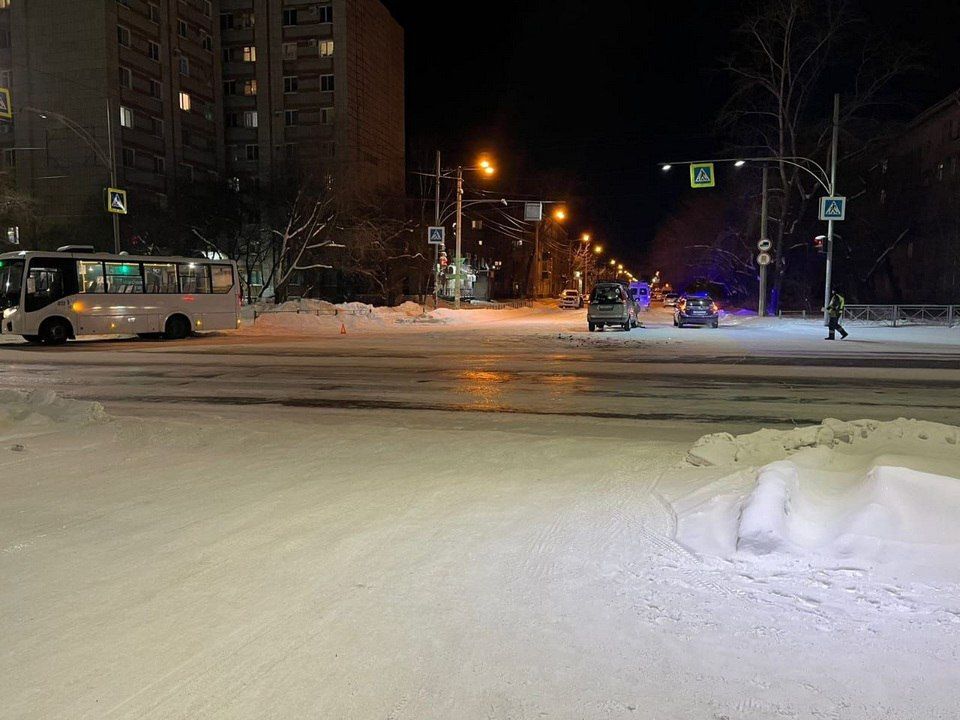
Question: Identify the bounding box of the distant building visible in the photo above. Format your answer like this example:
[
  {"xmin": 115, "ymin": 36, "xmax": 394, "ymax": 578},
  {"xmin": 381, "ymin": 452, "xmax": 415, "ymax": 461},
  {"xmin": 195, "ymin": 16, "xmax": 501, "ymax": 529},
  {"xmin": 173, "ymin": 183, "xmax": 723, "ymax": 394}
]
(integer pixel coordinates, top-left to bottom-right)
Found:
[
  {"xmin": 0, "ymin": 0, "xmax": 404, "ymax": 245},
  {"xmin": 219, "ymin": 0, "xmax": 404, "ymax": 200},
  {"xmin": 848, "ymin": 90, "xmax": 960, "ymax": 301},
  {"xmin": 1, "ymin": 0, "xmax": 222, "ymax": 227}
]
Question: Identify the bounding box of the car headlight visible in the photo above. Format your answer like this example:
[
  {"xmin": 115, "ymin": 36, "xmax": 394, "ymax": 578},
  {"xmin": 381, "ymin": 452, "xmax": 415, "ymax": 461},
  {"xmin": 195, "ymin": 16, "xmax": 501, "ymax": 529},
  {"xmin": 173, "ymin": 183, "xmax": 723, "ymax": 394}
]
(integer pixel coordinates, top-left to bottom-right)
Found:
[{"xmin": 2, "ymin": 307, "xmax": 17, "ymax": 319}]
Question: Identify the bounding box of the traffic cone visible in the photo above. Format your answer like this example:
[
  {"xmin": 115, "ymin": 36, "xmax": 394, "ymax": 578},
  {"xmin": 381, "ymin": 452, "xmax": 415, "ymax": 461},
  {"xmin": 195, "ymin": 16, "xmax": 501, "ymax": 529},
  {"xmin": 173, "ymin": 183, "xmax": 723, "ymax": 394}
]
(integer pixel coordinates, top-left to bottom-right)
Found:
[{"xmin": 340, "ymin": 322, "xmax": 347, "ymax": 335}]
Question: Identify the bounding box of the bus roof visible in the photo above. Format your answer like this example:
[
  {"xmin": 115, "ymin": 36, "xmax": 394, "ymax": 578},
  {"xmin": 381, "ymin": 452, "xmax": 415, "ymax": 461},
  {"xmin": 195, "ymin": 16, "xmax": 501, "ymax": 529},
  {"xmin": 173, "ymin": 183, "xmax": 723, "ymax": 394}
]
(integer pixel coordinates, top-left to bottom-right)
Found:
[{"xmin": 0, "ymin": 250, "xmax": 235, "ymax": 265}]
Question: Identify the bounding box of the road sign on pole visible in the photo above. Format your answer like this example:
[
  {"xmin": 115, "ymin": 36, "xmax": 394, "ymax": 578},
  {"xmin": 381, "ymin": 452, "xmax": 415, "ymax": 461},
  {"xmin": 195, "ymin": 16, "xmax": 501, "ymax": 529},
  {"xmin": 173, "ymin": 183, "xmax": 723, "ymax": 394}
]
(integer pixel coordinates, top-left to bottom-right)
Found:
[
  {"xmin": 757, "ymin": 238, "xmax": 772, "ymax": 252},
  {"xmin": 106, "ymin": 187, "xmax": 128, "ymax": 215},
  {"xmin": 0, "ymin": 88, "xmax": 11, "ymax": 119},
  {"xmin": 690, "ymin": 163, "xmax": 716, "ymax": 188},
  {"xmin": 819, "ymin": 196, "xmax": 846, "ymax": 221},
  {"xmin": 757, "ymin": 252, "xmax": 772, "ymax": 266},
  {"xmin": 524, "ymin": 202, "xmax": 543, "ymax": 221},
  {"xmin": 427, "ymin": 226, "xmax": 445, "ymax": 245}
]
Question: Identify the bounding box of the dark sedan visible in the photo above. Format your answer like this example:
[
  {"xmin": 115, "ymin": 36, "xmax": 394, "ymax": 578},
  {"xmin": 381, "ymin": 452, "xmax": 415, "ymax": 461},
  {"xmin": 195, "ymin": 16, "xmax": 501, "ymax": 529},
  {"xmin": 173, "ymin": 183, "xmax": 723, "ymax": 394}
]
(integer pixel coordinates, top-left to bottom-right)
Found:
[{"xmin": 674, "ymin": 295, "xmax": 720, "ymax": 328}]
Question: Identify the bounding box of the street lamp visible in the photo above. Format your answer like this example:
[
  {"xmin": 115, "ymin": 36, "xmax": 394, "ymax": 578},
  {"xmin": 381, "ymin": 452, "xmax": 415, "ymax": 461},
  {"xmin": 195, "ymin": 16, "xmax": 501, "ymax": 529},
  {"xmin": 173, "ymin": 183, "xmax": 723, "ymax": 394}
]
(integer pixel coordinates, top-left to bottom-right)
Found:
[
  {"xmin": 553, "ymin": 208, "xmax": 567, "ymax": 222},
  {"xmin": 734, "ymin": 160, "xmax": 746, "ymax": 167}
]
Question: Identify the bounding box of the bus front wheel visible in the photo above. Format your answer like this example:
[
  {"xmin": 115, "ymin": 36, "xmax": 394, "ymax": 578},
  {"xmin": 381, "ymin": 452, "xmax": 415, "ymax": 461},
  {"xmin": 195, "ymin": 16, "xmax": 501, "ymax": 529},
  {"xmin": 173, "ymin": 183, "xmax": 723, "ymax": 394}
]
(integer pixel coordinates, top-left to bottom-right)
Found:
[
  {"xmin": 39, "ymin": 318, "xmax": 72, "ymax": 346},
  {"xmin": 164, "ymin": 315, "xmax": 191, "ymax": 340}
]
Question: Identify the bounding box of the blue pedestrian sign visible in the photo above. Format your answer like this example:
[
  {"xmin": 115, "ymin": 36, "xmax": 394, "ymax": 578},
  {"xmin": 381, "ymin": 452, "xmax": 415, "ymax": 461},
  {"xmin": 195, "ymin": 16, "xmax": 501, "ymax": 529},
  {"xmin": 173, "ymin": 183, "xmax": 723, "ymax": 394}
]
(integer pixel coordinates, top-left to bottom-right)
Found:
[
  {"xmin": 427, "ymin": 226, "xmax": 445, "ymax": 245},
  {"xmin": 690, "ymin": 163, "xmax": 715, "ymax": 188},
  {"xmin": 819, "ymin": 196, "xmax": 846, "ymax": 221}
]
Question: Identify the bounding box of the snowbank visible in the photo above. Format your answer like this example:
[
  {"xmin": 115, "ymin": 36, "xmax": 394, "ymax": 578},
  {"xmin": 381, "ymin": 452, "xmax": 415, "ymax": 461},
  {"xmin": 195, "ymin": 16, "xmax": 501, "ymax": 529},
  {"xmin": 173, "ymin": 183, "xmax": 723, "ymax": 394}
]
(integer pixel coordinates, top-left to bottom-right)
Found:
[
  {"xmin": 0, "ymin": 389, "xmax": 106, "ymax": 430},
  {"xmin": 675, "ymin": 418, "xmax": 960, "ymax": 579},
  {"xmin": 244, "ymin": 299, "xmax": 439, "ymax": 334}
]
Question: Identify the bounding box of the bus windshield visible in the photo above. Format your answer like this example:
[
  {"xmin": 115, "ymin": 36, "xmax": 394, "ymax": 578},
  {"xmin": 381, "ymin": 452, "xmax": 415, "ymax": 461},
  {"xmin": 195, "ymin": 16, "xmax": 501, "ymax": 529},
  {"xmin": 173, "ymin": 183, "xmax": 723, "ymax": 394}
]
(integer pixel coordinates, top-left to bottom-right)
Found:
[{"xmin": 0, "ymin": 259, "xmax": 24, "ymax": 310}]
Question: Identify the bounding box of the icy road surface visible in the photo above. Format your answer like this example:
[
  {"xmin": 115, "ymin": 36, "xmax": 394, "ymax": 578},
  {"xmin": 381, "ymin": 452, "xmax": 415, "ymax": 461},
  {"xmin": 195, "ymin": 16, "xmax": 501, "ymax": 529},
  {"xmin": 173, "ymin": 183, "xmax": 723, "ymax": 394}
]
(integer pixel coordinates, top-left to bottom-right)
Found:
[{"xmin": 2, "ymin": 306, "xmax": 960, "ymax": 719}]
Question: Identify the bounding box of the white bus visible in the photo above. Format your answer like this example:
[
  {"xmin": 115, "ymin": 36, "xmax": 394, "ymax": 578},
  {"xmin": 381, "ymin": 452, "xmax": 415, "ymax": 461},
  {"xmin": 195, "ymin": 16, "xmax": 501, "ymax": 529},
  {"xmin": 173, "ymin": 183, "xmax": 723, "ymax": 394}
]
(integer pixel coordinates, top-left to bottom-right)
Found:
[{"xmin": 0, "ymin": 246, "xmax": 240, "ymax": 344}]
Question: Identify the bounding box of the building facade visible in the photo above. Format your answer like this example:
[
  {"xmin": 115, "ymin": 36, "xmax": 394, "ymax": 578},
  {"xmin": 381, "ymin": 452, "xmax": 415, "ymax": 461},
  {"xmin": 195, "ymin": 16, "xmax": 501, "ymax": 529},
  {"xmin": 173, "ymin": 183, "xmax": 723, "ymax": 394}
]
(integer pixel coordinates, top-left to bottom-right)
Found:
[
  {"xmin": 847, "ymin": 90, "xmax": 960, "ymax": 302},
  {"xmin": 219, "ymin": 0, "xmax": 404, "ymax": 200},
  {"xmin": 2, "ymin": 0, "xmax": 222, "ymax": 230},
  {"xmin": 0, "ymin": 0, "xmax": 403, "ymax": 247}
]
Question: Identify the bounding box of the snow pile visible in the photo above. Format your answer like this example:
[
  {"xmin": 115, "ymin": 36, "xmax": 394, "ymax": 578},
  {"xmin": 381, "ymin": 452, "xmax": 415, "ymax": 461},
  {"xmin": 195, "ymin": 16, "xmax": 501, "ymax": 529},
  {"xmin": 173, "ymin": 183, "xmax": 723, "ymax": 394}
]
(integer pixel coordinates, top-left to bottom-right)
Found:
[
  {"xmin": 246, "ymin": 299, "xmax": 438, "ymax": 334},
  {"xmin": 0, "ymin": 389, "xmax": 106, "ymax": 429},
  {"xmin": 675, "ymin": 419, "xmax": 960, "ymax": 578}
]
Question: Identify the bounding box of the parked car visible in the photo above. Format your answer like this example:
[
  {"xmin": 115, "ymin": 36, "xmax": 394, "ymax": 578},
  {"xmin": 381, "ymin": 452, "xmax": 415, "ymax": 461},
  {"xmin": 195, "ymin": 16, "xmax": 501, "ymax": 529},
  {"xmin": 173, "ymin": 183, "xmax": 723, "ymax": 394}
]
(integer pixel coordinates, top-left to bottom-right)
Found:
[
  {"xmin": 628, "ymin": 281, "xmax": 652, "ymax": 312},
  {"xmin": 558, "ymin": 288, "xmax": 584, "ymax": 309},
  {"xmin": 663, "ymin": 292, "xmax": 680, "ymax": 307},
  {"xmin": 674, "ymin": 295, "xmax": 720, "ymax": 328},
  {"xmin": 588, "ymin": 282, "xmax": 638, "ymax": 332}
]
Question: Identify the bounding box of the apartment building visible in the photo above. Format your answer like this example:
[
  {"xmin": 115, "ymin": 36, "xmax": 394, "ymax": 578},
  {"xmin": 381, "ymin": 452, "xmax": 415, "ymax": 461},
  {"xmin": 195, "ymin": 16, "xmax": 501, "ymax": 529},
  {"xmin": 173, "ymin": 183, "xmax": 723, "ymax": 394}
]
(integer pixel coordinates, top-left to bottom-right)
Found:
[
  {"xmin": 1, "ymin": 0, "xmax": 222, "ymax": 227},
  {"xmin": 219, "ymin": 0, "xmax": 404, "ymax": 200}
]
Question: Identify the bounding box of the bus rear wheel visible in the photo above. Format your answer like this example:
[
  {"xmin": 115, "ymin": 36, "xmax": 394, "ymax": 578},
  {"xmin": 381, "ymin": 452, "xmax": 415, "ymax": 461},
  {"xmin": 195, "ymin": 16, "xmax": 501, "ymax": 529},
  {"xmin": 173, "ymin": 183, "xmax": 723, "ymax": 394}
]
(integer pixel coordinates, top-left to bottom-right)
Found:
[
  {"xmin": 163, "ymin": 315, "xmax": 191, "ymax": 340},
  {"xmin": 38, "ymin": 318, "xmax": 72, "ymax": 346}
]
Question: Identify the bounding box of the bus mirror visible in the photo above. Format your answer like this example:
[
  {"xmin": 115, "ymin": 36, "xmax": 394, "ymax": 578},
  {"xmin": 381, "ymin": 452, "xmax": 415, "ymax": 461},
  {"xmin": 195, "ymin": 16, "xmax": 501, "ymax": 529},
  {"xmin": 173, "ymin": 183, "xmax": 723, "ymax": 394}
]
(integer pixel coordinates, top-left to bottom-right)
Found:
[{"xmin": 25, "ymin": 277, "xmax": 36, "ymax": 295}]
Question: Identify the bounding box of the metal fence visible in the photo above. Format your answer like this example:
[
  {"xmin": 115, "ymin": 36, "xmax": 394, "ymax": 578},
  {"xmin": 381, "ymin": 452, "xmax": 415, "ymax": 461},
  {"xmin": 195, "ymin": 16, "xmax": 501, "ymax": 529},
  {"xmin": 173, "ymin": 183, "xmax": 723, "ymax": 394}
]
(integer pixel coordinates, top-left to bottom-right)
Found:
[{"xmin": 843, "ymin": 304, "xmax": 960, "ymax": 327}]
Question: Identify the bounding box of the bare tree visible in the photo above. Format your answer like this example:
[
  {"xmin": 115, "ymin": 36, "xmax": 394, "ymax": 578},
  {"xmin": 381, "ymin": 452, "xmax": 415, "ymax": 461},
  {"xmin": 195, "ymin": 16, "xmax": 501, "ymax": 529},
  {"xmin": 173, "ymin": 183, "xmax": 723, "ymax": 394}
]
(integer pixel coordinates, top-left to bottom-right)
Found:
[
  {"xmin": 340, "ymin": 208, "xmax": 424, "ymax": 304},
  {"xmin": 723, "ymin": 0, "xmax": 915, "ymax": 308}
]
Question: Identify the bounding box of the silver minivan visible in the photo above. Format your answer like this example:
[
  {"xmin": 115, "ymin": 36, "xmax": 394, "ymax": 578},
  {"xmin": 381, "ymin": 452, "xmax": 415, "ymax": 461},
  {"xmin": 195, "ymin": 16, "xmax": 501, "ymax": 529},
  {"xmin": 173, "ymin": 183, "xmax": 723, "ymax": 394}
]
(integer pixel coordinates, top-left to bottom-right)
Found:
[{"xmin": 587, "ymin": 282, "xmax": 637, "ymax": 332}]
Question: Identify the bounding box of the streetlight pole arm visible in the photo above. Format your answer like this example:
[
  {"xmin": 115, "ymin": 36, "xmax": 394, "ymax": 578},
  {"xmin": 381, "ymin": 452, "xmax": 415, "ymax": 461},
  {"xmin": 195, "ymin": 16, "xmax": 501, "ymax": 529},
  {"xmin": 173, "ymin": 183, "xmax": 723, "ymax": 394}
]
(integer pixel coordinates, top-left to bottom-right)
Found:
[
  {"xmin": 23, "ymin": 106, "xmax": 112, "ymax": 169},
  {"xmin": 660, "ymin": 155, "xmax": 832, "ymax": 194}
]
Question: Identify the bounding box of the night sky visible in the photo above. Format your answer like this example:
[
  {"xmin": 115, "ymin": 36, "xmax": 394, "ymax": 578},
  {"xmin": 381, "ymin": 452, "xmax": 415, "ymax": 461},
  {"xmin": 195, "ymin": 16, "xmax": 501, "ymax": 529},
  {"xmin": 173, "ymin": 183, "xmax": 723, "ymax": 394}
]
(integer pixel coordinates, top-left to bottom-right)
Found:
[{"xmin": 382, "ymin": 1, "xmax": 957, "ymax": 271}]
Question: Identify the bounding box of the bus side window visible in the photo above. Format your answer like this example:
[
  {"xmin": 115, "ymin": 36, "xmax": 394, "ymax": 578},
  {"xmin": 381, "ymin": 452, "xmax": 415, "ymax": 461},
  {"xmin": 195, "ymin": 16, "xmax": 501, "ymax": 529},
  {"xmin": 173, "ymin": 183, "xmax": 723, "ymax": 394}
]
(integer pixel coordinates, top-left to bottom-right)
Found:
[
  {"xmin": 79, "ymin": 261, "xmax": 105, "ymax": 293},
  {"xmin": 211, "ymin": 265, "xmax": 234, "ymax": 293},
  {"xmin": 177, "ymin": 264, "xmax": 210, "ymax": 293}
]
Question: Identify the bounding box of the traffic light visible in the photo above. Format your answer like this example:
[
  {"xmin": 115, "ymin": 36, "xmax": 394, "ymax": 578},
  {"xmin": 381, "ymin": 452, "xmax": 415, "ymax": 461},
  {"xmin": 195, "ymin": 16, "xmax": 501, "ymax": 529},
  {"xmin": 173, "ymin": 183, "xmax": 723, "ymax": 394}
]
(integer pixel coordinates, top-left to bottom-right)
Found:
[{"xmin": 813, "ymin": 235, "xmax": 826, "ymax": 253}]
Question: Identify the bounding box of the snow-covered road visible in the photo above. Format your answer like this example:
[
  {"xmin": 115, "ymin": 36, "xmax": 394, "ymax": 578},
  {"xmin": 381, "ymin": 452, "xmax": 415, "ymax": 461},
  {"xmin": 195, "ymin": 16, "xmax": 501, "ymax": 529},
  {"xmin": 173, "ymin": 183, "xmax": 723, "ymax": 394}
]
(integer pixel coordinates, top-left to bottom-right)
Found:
[{"xmin": 2, "ymin": 307, "xmax": 959, "ymax": 718}]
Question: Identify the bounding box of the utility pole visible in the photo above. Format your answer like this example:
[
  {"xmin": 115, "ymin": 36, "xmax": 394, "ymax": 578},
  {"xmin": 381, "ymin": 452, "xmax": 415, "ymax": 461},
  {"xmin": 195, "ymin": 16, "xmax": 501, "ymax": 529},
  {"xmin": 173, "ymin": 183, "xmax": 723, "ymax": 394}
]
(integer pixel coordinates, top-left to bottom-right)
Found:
[
  {"xmin": 454, "ymin": 165, "xmax": 463, "ymax": 309},
  {"xmin": 532, "ymin": 220, "xmax": 541, "ymax": 298},
  {"xmin": 434, "ymin": 150, "xmax": 441, "ymax": 305},
  {"xmin": 105, "ymin": 100, "xmax": 120, "ymax": 254},
  {"xmin": 758, "ymin": 165, "xmax": 769, "ymax": 317},
  {"xmin": 823, "ymin": 93, "xmax": 840, "ymax": 325}
]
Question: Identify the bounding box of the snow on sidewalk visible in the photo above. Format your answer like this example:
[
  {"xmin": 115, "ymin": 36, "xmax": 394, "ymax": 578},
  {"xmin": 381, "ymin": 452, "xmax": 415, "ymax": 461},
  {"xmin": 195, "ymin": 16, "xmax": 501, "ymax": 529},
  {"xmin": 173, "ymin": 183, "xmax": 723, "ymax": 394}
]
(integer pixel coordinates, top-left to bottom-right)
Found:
[{"xmin": 3, "ymin": 392, "xmax": 960, "ymax": 718}]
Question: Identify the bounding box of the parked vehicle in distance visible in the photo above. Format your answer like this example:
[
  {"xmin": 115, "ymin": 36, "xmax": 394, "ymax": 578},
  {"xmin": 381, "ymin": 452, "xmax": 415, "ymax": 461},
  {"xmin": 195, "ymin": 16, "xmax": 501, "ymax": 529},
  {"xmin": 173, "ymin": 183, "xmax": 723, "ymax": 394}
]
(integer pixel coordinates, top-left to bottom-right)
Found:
[
  {"xmin": 558, "ymin": 288, "xmax": 584, "ymax": 309},
  {"xmin": 628, "ymin": 281, "xmax": 652, "ymax": 312},
  {"xmin": 663, "ymin": 292, "xmax": 680, "ymax": 307},
  {"xmin": 587, "ymin": 282, "xmax": 637, "ymax": 332},
  {"xmin": 674, "ymin": 294, "xmax": 720, "ymax": 328}
]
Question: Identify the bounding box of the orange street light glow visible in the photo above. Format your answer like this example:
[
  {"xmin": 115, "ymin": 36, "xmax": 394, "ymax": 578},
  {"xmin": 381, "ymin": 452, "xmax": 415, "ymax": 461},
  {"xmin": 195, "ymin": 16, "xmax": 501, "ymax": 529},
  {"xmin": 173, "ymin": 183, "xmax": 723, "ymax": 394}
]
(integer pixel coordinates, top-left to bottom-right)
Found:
[
  {"xmin": 593, "ymin": 245, "xmax": 602, "ymax": 254},
  {"xmin": 553, "ymin": 208, "xmax": 567, "ymax": 221}
]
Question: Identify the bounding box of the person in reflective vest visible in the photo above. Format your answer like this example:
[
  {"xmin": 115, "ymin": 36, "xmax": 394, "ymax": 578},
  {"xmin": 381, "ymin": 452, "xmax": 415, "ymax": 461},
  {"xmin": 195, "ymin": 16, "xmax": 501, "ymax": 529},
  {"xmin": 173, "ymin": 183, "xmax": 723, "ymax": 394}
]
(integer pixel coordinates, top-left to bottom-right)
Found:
[{"xmin": 825, "ymin": 290, "xmax": 848, "ymax": 340}]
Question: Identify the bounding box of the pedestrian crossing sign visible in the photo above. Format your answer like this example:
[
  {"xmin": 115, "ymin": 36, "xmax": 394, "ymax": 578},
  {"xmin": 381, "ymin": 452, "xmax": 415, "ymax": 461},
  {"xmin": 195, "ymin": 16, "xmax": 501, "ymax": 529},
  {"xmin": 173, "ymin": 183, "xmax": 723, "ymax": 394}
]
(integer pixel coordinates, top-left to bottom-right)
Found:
[
  {"xmin": 0, "ymin": 87, "xmax": 11, "ymax": 120},
  {"xmin": 107, "ymin": 187, "xmax": 128, "ymax": 215},
  {"xmin": 427, "ymin": 226, "xmax": 445, "ymax": 245},
  {"xmin": 690, "ymin": 163, "xmax": 715, "ymax": 188},
  {"xmin": 819, "ymin": 196, "xmax": 846, "ymax": 221}
]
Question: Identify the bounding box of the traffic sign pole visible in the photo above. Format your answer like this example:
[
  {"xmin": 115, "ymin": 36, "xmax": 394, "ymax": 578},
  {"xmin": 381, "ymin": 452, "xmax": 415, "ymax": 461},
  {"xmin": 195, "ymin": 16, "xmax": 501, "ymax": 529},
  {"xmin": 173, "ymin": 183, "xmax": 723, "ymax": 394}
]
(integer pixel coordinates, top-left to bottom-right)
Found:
[
  {"xmin": 758, "ymin": 166, "xmax": 769, "ymax": 317},
  {"xmin": 823, "ymin": 93, "xmax": 840, "ymax": 326}
]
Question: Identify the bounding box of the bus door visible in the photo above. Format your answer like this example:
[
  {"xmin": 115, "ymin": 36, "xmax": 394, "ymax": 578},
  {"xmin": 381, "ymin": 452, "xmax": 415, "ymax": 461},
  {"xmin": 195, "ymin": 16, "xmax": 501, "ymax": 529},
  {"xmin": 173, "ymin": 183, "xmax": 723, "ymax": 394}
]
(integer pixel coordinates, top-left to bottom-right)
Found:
[{"xmin": 23, "ymin": 257, "xmax": 79, "ymax": 333}]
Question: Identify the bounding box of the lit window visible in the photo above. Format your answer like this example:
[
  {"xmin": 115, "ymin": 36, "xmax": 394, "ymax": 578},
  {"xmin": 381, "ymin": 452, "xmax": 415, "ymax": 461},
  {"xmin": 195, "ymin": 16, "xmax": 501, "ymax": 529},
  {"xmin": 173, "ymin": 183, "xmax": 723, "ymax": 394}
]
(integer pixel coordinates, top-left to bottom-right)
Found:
[
  {"xmin": 282, "ymin": 8, "xmax": 297, "ymax": 26},
  {"xmin": 243, "ymin": 79, "xmax": 257, "ymax": 96},
  {"xmin": 318, "ymin": 40, "xmax": 334, "ymax": 57},
  {"xmin": 284, "ymin": 109, "xmax": 298, "ymax": 127},
  {"xmin": 282, "ymin": 42, "xmax": 296, "ymax": 61},
  {"xmin": 320, "ymin": 74, "xmax": 334, "ymax": 92},
  {"xmin": 243, "ymin": 110, "xmax": 258, "ymax": 128},
  {"xmin": 105, "ymin": 262, "xmax": 143, "ymax": 293},
  {"xmin": 117, "ymin": 26, "xmax": 130, "ymax": 47},
  {"xmin": 179, "ymin": 91, "xmax": 191, "ymax": 111},
  {"xmin": 242, "ymin": 45, "xmax": 256, "ymax": 62},
  {"xmin": 283, "ymin": 76, "xmax": 298, "ymax": 94},
  {"xmin": 0, "ymin": 0, "xmax": 10, "ymax": 9},
  {"xmin": 119, "ymin": 105, "xmax": 133, "ymax": 128}
]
